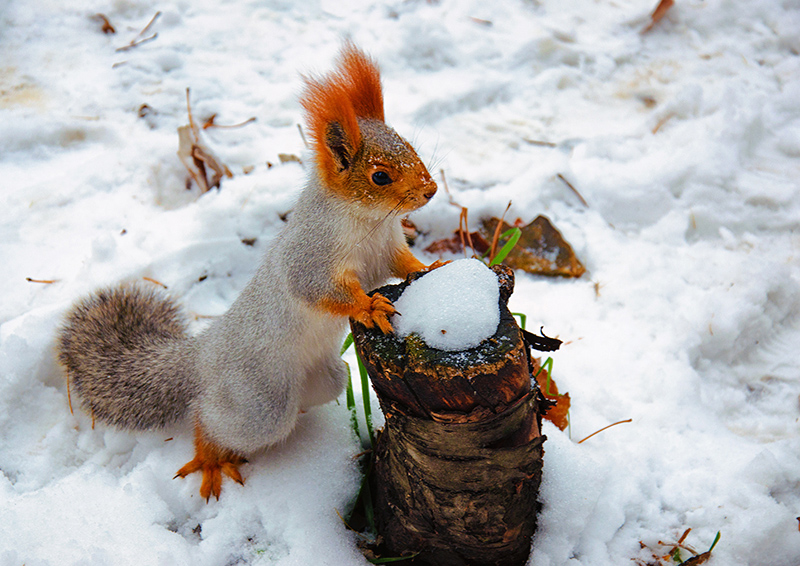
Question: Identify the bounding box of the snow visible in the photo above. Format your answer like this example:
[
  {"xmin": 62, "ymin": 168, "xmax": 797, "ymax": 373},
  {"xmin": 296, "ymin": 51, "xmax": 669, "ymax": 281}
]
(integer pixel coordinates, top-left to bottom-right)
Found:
[
  {"xmin": 2, "ymin": 0, "xmax": 800, "ymax": 565},
  {"xmin": 392, "ymin": 258, "xmax": 500, "ymax": 351}
]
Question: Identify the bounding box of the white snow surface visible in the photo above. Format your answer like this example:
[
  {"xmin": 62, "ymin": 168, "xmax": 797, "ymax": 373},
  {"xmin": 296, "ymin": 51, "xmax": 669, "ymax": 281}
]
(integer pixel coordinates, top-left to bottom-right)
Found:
[
  {"xmin": 2, "ymin": 1, "xmax": 800, "ymax": 565},
  {"xmin": 392, "ymin": 258, "xmax": 500, "ymax": 351}
]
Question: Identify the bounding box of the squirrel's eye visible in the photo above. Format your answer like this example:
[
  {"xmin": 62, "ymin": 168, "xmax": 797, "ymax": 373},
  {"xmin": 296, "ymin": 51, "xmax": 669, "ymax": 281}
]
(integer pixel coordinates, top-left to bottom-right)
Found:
[{"xmin": 371, "ymin": 171, "xmax": 393, "ymax": 186}]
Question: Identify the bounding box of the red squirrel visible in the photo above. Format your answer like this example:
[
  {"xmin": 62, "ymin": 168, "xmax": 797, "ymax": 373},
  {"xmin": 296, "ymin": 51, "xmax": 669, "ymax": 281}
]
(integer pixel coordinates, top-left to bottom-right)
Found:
[{"xmin": 57, "ymin": 43, "xmax": 438, "ymax": 500}]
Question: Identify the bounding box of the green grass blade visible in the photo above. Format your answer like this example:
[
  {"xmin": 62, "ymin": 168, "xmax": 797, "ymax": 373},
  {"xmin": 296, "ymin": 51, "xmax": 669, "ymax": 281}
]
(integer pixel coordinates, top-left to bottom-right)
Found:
[
  {"xmin": 344, "ymin": 363, "xmax": 361, "ymax": 443},
  {"xmin": 369, "ymin": 553, "xmax": 420, "ymax": 564},
  {"xmin": 708, "ymin": 531, "xmax": 721, "ymax": 553},
  {"xmin": 361, "ymin": 459, "xmax": 375, "ymax": 533},
  {"xmin": 356, "ymin": 349, "xmax": 376, "ymax": 448},
  {"xmin": 489, "ymin": 227, "xmax": 521, "ymax": 266},
  {"xmin": 341, "ymin": 334, "xmax": 361, "ymax": 442},
  {"xmin": 541, "ymin": 357, "xmax": 555, "ymax": 395},
  {"xmin": 511, "ymin": 312, "xmax": 527, "ymax": 330},
  {"xmin": 340, "ymin": 333, "xmax": 354, "ymax": 355}
]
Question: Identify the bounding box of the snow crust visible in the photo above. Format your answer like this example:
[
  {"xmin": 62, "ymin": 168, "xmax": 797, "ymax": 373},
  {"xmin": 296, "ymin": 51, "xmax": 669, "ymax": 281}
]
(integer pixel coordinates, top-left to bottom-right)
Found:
[
  {"xmin": 393, "ymin": 258, "xmax": 500, "ymax": 351},
  {"xmin": 2, "ymin": 1, "xmax": 800, "ymax": 565}
]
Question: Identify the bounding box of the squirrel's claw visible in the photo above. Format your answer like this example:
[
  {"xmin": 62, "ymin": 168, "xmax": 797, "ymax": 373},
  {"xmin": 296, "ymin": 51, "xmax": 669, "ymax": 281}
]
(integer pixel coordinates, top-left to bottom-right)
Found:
[
  {"xmin": 422, "ymin": 259, "xmax": 451, "ymax": 272},
  {"xmin": 355, "ymin": 292, "xmax": 396, "ymax": 334},
  {"xmin": 175, "ymin": 424, "xmax": 246, "ymax": 501}
]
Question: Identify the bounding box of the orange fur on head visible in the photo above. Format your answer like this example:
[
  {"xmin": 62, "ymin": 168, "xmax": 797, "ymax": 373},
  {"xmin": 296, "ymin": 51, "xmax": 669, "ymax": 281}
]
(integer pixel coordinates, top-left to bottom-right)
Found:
[{"xmin": 300, "ymin": 43, "xmax": 385, "ymax": 181}]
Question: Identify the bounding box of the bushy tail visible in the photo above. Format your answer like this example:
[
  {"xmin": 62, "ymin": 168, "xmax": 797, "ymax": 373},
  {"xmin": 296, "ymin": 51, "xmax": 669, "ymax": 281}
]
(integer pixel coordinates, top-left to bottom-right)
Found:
[{"xmin": 58, "ymin": 284, "xmax": 198, "ymax": 430}]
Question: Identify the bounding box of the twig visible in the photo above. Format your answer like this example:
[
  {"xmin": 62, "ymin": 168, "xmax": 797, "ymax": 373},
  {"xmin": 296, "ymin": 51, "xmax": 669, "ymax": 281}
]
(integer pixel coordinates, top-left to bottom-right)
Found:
[
  {"xmin": 66, "ymin": 372, "xmax": 74, "ymax": 415},
  {"xmin": 523, "ymin": 138, "xmax": 557, "ymax": 148},
  {"xmin": 142, "ymin": 276, "xmax": 168, "ymax": 289},
  {"xmin": 642, "ymin": 0, "xmax": 675, "ymax": 34},
  {"xmin": 659, "ymin": 527, "xmax": 697, "ymax": 557},
  {"xmin": 203, "ymin": 116, "xmax": 257, "ymax": 130},
  {"xmin": 185, "ymin": 87, "xmax": 197, "ymax": 134},
  {"xmin": 26, "ymin": 277, "xmax": 59, "ymax": 284},
  {"xmin": 651, "ymin": 113, "xmax": 675, "ymax": 134},
  {"xmin": 488, "ymin": 201, "xmax": 512, "ymax": 262},
  {"xmin": 116, "ymin": 11, "xmax": 161, "ymax": 52},
  {"xmin": 297, "ymin": 124, "xmax": 309, "ymax": 149},
  {"xmin": 577, "ymin": 418, "xmax": 632, "ymax": 444},
  {"xmin": 469, "ymin": 16, "xmax": 492, "ymax": 26},
  {"xmin": 557, "ymin": 173, "xmax": 588, "ymax": 207},
  {"xmin": 440, "ymin": 169, "xmax": 477, "ymax": 258}
]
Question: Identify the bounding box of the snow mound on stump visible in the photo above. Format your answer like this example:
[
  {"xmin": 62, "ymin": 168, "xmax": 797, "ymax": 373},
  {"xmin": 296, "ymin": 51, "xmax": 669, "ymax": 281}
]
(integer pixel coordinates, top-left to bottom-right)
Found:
[{"xmin": 392, "ymin": 258, "xmax": 500, "ymax": 351}]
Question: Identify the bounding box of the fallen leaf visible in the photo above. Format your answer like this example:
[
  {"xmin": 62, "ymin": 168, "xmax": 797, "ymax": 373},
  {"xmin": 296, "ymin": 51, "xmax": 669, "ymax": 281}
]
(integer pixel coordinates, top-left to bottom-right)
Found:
[
  {"xmin": 278, "ymin": 153, "xmax": 302, "ymax": 165},
  {"xmin": 177, "ymin": 89, "xmax": 233, "ymax": 193},
  {"xmin": 534, "ymin": 362, "xmax": 570, "ymax": 431},
  {"xmin": 481, "ymin": 216, "xmax": 585, "ymax": 277},
  {"xmin": 423, "ymin": 230, "xmax": 489, "ymax": 256}
]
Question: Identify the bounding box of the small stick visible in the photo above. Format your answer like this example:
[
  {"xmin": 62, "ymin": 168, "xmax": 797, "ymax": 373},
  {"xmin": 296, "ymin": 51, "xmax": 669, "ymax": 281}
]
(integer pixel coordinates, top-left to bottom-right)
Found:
[
  {"xmin": 26, "ymin": 277, "xmax": 59, "ymax": 284},
  {"xmin": 116, "ymin": 11, "xmax": 161, "ymax": 52},
  {"xmin": 469, "ymin": 16, "xmax": 492, "ymax": 26},
  {"xmin": 203, "ymin": 116, "xmax": 257, "ymax": 130},
  {"xmin": 66, "ymin": 372, "xmax": 74, "ymax": 415},
  {"xmin": 577, "ymin": 418, "xmax": 632, "ymax": 444},
  {"xmin": 652, "ymin": 113, "xmax": 674, "ymax": 134},
  {"xmin": 185, "ymin": 87, "xmax": 198, "ymax": 135},
  {"xmin": 524, "ymin": 138, "xmax": 557, "ymax": 148},
  {"xmin": 138, "ymin": 11, "xmax": 161, "ymax": 37},
  {"xmin": 659, "ymin": 528, "xmax": 696, "ymax": 557},
  {"xmin": 557, "ymin": 173, "xmax": 589, "ymax": 207},
  {"xmin": 642, "ymin": 0, "xmax": 675, "ymax": 34},
  {"xmin": 116, "ymin": 32, "xmax": 158, "ymax": 52},
  {"xmin": 489, "ymin": 201, "xmax": 513, "ymax": 262},
  {"xmin": 142, "ymin": 276, "xmax": 168, "ymax": 289},
  {"xmin": 297, "ymin": 124, "xmax": 309, "ymax": 149}
]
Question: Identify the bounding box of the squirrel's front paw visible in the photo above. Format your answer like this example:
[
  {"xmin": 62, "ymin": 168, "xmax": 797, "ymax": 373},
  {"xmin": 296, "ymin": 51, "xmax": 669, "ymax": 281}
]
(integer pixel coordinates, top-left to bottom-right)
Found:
[
  {"xmin": 421, "ymin": 259, "xmax": 451, "ymax": 272},
  {"xmin": 354, "ymin": 293, "xmax": 396, "ymax": 334}
]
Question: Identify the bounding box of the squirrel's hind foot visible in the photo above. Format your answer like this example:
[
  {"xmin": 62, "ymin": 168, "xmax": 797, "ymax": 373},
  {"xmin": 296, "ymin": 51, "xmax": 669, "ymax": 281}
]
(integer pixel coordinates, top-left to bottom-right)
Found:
[{"xmin": 175, "ymin": 423, "xmax": 246, "ymax": 501}]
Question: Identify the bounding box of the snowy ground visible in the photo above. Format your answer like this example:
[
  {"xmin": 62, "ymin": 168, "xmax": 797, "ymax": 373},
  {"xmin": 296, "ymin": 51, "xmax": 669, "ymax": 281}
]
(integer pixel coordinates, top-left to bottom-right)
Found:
[{"xmin": 2, "ymin": 0, "xmax": 800, "ymax": 564}]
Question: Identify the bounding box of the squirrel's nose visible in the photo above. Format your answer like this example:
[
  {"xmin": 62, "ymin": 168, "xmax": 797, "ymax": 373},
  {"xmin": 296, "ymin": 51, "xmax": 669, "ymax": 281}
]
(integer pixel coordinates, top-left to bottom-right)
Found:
[{"xmin": 423, "ymin": 183, "xmax": 437, "ymax": 201}]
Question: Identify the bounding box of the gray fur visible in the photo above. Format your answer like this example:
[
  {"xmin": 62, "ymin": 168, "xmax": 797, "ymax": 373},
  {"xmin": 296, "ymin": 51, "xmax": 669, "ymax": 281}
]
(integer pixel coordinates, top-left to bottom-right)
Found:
[
  {"xmin": 57, "ymin": 171, "xmax": 407, "ymax": 456},
  {"xmin": 58, "ymin": 284, "xmax": 199, "ymax": 430}
]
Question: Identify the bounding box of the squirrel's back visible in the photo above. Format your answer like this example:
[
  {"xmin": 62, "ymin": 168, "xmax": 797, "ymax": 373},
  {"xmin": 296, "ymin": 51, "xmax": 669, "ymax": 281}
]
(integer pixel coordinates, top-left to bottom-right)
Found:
[{"xmin": 58, "ymin": 284, "xmax": 198, "ymax": 430}]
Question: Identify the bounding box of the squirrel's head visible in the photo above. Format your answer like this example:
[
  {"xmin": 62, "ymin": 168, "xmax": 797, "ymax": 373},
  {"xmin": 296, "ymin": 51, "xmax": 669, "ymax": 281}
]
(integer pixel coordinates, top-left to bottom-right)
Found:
[{"xmin": 300, "ymin": 42, "xmax": 437, "ymax": 215}]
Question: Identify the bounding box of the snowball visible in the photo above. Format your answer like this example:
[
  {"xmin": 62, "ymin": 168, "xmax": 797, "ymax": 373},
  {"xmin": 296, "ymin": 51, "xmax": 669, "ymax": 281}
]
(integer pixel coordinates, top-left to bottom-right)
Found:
[{"xmin": 392, "ymin": 258, "xmax": 500, "ymax": 351}]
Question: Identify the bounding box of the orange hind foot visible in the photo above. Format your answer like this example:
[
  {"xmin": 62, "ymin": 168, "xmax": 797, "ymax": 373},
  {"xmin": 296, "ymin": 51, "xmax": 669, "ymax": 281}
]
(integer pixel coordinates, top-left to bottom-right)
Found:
[{"xmin": 174, "ymin": 422, "xmax": 246, "ymax": 501}]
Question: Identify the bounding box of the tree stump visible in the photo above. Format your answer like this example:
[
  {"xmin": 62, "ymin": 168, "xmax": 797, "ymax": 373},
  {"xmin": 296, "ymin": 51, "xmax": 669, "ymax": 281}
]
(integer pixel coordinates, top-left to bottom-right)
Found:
[{"xmin": 351, "ymin": 265, "xmax": 550, "ymax": 566}]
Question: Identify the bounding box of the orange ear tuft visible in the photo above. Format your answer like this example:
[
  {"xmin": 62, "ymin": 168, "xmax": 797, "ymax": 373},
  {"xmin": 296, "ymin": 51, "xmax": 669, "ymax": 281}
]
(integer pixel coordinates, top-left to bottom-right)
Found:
[
  {"xmin": 337, "ymin": 41, "xmax": 384, "ymax": 122},
  {"xmin": 299, "ymin": 43, "xmax": 385, "ymax": 181}
]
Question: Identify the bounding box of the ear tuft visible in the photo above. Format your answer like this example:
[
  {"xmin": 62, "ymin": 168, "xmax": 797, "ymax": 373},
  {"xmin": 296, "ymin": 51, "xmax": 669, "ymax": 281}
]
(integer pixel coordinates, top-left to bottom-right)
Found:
[
  {"xmin": 336, "ymin": 41, "xmax": 384, "ymax": 122},
  {"xmin": 299, "ymin": 42, "xmax": 385, "ymax": 181}
]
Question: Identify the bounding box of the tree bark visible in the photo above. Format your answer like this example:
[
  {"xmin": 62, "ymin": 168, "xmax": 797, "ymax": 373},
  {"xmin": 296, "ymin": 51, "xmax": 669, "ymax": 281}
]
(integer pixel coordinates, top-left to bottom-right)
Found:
[{"xmin": 351, "ymin": 265, "xmax": 548, "ymax": 566}]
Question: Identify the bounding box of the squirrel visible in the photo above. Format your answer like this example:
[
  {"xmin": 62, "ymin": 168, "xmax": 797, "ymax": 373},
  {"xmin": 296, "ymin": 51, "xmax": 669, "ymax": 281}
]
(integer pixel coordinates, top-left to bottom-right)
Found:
[{"xmin": 57, "ymin": 42, "xmax": 438, "ymax": 501}]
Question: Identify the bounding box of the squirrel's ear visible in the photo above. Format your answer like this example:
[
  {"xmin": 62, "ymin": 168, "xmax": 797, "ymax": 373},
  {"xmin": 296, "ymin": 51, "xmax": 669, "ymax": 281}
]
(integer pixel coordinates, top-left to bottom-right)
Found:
[{"xmin": 325, "ymin": 121, "xmax": 354, "ymax": 173}]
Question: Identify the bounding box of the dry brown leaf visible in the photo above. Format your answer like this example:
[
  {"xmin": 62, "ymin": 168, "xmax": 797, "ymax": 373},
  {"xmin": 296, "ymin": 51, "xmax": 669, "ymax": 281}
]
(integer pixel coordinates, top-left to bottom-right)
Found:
[
  {"xmin": 423, "ymin": 230, "xmax": 489, "ymax": 256},
  {"xmin": 177, "ymin": 89, "xmax": 233, "ymax": 193},
  {"xmin": 93, "ymin": 14, "xmax": 116, "ymax": 34},
  {"xmin": 482, "ymin": 216, "xmax": 586, "ymax": 278},
  {"xmin": 535, "ymin": 363, "xmax": 570, "ymax": 431}
]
